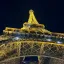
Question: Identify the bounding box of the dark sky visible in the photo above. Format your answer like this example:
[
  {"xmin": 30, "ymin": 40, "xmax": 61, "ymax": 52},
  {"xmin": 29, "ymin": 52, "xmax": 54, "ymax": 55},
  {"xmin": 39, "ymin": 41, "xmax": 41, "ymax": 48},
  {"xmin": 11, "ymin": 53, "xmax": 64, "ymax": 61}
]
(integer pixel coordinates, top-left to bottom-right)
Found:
[{"xmin": 0, "ymin": 0, "xmax": 64, "ymax": 34}]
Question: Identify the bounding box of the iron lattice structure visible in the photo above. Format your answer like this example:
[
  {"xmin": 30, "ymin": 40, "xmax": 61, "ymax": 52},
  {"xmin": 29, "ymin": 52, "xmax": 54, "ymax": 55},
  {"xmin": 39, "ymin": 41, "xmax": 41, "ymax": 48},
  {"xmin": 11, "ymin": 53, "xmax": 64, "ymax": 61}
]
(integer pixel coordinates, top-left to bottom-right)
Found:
[{"xmin": 0, "ymin": 10, "xmax": 64, "ymax": 64}]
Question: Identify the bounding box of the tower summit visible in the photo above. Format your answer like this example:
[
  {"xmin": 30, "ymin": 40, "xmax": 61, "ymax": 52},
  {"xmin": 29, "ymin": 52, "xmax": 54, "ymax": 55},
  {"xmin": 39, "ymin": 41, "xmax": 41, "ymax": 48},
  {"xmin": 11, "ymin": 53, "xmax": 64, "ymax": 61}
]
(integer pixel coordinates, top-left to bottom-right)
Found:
[
  {"xmin": 28, "ymin": 9, "xmax": 39, "ymax": 24},
  {"xmin": 21, "ymin": 9, "xmax": 51, "ymax": 34}
]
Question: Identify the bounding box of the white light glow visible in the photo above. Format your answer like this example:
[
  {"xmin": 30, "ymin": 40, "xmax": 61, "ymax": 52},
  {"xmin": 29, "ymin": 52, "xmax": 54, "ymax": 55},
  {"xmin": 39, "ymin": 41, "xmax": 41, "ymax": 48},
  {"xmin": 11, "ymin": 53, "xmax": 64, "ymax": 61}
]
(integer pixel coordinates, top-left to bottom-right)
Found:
[
  {"xmin": 57, "ymin": 41, "xmax": 62, "ymax": 44},
  {"xmin": 14, "ymin": 37, "xmax": 20, "ymax": 40},
  {"xmin": 46, "ymin": 39, "xmax": 51, "ymax": 41}
]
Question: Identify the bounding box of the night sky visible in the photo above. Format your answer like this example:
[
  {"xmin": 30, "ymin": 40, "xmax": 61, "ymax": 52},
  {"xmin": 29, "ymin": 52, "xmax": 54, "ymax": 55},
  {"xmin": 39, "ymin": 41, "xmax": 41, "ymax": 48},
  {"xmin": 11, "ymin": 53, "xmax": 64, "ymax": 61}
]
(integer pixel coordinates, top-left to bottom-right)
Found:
[{"xmin": 0, "ymin": 0, "xmax": 64, "ymax": 34}]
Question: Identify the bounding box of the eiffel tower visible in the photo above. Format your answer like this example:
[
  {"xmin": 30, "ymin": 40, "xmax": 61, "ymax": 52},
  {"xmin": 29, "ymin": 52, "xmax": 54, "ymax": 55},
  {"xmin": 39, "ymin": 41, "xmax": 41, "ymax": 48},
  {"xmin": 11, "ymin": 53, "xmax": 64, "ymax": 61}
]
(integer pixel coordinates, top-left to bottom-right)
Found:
[{"xmin": 0, "ymin": 10, "xmax": 64, "ymax": 64}]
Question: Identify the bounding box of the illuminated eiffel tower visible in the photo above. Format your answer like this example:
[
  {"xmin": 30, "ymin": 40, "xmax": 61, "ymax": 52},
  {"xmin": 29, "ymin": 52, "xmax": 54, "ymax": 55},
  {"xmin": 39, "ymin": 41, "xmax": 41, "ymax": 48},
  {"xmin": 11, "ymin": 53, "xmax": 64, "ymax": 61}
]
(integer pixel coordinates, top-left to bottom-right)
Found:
[{"xmin": 0, "ymin": 10, "xmax": 64, "ymax": 64}]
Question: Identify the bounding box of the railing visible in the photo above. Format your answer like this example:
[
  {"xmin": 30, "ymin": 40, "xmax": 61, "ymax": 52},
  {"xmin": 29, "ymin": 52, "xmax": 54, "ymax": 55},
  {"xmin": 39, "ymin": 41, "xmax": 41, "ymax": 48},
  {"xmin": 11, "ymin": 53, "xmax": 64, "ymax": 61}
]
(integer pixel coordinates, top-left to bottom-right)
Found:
[{"xmin": 0, "ymin": 55, "xmax": 64, "ymax": 64}]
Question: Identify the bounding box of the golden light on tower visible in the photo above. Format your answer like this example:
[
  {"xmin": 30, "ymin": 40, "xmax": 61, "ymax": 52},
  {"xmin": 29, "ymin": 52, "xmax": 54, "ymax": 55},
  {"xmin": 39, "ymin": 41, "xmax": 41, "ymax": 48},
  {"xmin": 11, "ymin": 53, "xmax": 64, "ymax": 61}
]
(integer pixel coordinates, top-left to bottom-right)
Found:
[
  {"xmin": 0, "ymin": 10, "xmax": 64, "ymax": 64},
  {"xmin": 28, "ymin": 9, "xmax": 39, "ymax": 24}
]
